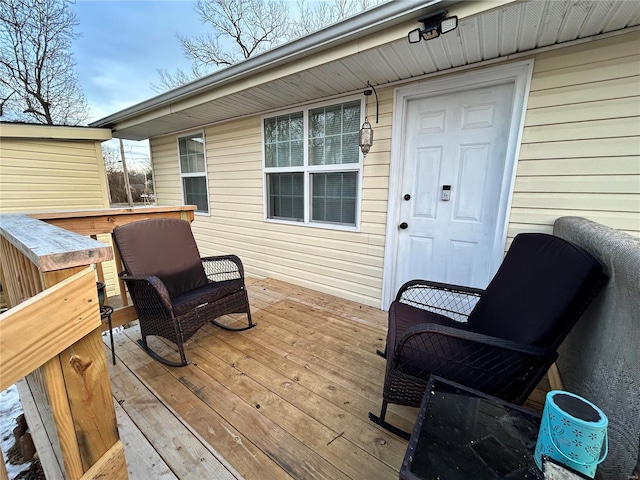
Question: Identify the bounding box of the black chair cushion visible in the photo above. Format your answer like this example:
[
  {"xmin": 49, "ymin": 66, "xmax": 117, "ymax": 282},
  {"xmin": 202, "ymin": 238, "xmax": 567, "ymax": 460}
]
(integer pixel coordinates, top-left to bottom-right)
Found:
[
  {"xmin": 388, "ymin": 301, "xmax": 470, "ymax": 359},
  {"xmin": 468, "ymin": 233, "xmax": 602, "ymax": 347},
  {"xmin": 114, "ymin": 219, "xmax": 209, "ymax": 298},
  {"xmin": 171, "ymin": 279, "xmax": 244, "ymax": 317}
]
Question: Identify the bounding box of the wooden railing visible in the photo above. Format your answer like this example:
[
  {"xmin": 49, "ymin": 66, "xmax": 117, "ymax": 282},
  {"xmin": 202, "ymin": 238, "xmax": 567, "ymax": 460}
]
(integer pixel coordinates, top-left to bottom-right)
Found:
[
  {"xmin": 30, "ymin": 206, "xmax": 196, "ymax": 331},
  {"xmin": 0, "ymin": 206, "xmax": 195, "ymax": 479},
  {"xmin": 0, "ymin": 214, "xmax": 125, "ymax": 480}
]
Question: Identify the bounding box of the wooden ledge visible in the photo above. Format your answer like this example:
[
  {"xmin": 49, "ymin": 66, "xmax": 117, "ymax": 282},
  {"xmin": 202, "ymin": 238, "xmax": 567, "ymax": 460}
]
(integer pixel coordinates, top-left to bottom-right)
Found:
[
  {"xmin": 30, "ymin": 206, "xmax": 196, "ymax": 236},
  {"xmin": 0, "ymin": 214, "xmax": 112, "ymax": 271}
]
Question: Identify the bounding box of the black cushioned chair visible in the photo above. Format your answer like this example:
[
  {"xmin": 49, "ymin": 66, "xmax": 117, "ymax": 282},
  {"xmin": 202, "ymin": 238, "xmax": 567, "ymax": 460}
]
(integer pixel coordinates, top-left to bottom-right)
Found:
[
  {"xmin": 113, "ymin": 218, "xmax": 254, "ymax": 366},
  {"xmin": 370, "ymin": 233, "xmax": 606, "ymax": 438}
]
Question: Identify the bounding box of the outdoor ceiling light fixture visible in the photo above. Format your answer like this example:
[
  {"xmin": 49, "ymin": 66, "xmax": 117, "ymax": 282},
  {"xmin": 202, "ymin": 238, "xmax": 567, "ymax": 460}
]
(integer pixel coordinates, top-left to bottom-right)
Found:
[
  {"xmin": 408, "ymin": 10, "xmax": 458, "ymax": 43},
  {"xmin": 359, "ymin": 81, "xmax": 378, "ymax": 157}
]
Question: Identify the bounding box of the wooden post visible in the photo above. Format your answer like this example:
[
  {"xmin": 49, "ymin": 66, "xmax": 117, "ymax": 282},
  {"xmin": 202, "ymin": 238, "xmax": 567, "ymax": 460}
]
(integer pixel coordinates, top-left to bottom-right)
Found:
[
  {"xmin": 119, "ymin": 139, "xmax": 134, "ymax": 207},
  {"xmin": 0, "ymin": 215, "xmax": 127, "ymax": 480},
  {"xmin": 0, "ymin": 453, "xmax": 9, "ymax": 480},
  {"xmin": 548, "ymin": 363, "xmax": 565, "ymax": 391}
]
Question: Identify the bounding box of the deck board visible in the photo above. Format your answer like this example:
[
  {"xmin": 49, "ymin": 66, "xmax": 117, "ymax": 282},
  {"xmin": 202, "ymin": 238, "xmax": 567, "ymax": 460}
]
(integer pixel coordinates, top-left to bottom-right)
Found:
[
  {"xmin": 113, "ymin": 400, "xmax": 177, "ymax": 480},
  {"xmin": 107, "ymin": 338, "xmax": 239, "ymax": 480},
  {"xmin": 102, "ymin": 277, "xmax": 549, "ymax": 479},
  {"xmin": 142, "ymin": 331, "xmax": 387, "ymax": 480}
]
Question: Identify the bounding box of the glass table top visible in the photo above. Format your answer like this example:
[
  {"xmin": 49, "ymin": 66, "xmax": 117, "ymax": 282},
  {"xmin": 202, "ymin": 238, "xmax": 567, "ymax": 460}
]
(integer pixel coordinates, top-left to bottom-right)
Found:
[{"xmin": 402, "ymin": 376, "xmax": 544, "ymax": 480}]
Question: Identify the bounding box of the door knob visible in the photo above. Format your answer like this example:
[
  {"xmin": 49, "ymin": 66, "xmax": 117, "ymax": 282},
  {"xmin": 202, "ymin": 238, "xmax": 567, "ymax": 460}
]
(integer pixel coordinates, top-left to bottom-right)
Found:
[
  {"xmin": 404, "ymin": 194, "xmax": 411, "ymax": 201},
  {"xmin": 399, "ymin": 222, "xmax": 408, "ymax": 229}
]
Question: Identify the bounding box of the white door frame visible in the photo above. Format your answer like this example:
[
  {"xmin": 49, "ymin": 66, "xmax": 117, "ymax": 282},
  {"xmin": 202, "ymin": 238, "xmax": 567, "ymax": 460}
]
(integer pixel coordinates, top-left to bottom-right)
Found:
[{"xmin": 381, "ymin": 60, "xmax": 534, "ymax": 310}]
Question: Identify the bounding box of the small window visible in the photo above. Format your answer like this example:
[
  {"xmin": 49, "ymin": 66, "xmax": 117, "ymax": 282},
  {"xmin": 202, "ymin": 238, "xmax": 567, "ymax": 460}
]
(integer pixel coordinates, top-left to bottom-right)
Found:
[
  {"xmin": 178, "ymin": 132, "xmax": 209, "ymax": 214},
  {"xmin": 268, "ymin": 172, "xmax": 304, "ymax": 221},
  {"xmin": 311, "ymin": 171, "xmax": 357, "ymax": 224},
  {"xmin": 309, "ymin": 101, "xmax": 360, "ymax": 166},
  {"xmin": 264, "ymin": 112, "xmax": 304, "ymax": 168},
  {"xmin": 263, "ymin": 99, "xmax": 362, "ymax": 229}
]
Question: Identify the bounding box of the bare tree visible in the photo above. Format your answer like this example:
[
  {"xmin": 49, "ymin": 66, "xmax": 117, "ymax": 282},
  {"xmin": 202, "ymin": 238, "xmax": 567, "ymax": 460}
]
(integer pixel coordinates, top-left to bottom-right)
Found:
[
  {"xmin": 103, "ymin": 144, "xmax": 154, "ymax": 205},
  {"xmin": 0, "ymin": 0, "xmax": 88, "ymax": 125},
  {"xmin": 153, "ymin": 0, "xmax": 384, "ymax": 92},
  {"xmin": 187, "ymin": 0, "xmax": 289, "ymax": 66},
  {"xmin": 291, "ymin": 0, "xmax": 382, "ymax": 38},
  {"xmin": 153, "ymin": 0, "xmax": 290, "ymax": 91},
  {"xmin": 152, "ymin": 64, "xmax": 209, "ymax": 93}
]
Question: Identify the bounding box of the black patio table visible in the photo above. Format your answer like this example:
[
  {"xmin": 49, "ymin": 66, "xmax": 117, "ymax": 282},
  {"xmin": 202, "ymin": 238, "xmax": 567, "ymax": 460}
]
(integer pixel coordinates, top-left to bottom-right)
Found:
[{"xmin": 400, "ymin": 376, "xmax": 544, "ymax": 480}]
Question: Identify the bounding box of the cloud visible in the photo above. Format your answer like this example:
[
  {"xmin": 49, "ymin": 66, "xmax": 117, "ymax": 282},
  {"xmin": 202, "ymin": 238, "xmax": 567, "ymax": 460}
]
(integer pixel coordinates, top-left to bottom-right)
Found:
[{"xmin": 72, "ymin": 1, "xmax": 202, "ymax": 123}]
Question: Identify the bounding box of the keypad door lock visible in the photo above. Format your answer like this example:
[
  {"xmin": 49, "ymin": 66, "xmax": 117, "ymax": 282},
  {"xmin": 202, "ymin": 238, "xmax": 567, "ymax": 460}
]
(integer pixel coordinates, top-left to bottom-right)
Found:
[{"xmin": 441, "ymin": 185, "xmax": 451, "ymax": 201}]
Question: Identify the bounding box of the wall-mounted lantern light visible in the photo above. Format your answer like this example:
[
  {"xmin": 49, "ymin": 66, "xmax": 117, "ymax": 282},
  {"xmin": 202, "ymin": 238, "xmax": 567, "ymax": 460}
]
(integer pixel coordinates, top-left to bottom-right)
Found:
[
  {"xmin": 359, "ymin": 81, "xmax": 378, "ymax": 157},
  {"xmin": 359, "ymin": 117, "xmax": 373, "ymax": 157},
  {"xmin": 408, "ymin": 10, "xmax": 458, "ymax": 43}
]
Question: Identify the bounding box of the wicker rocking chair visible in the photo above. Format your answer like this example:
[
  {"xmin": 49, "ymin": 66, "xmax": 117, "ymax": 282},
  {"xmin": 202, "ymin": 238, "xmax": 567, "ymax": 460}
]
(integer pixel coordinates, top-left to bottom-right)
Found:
[
  {"xmin": 370, "ymin": 233, "xmax": 606, "ymax": 438},
  {"xmin": 113, "ymin": 218, "xmax": 254, "ymax": 366}
]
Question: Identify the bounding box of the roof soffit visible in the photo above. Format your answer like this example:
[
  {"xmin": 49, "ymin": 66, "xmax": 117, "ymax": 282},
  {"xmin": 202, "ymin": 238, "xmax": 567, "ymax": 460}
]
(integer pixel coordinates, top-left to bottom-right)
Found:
[
  {"xmin": 98, "ymin": 1, "xmax": 520, "ymax": 134},
  {"xmin": 104, "ymin": 0, "xmax": 640, "ymax": 140}
]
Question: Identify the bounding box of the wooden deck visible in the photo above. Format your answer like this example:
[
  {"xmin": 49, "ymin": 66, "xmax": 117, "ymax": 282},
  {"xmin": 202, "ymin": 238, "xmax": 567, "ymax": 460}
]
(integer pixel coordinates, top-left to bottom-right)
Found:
[{"xmin": 97, "ymin": 277, "xmax": 549, "ymax": 479}]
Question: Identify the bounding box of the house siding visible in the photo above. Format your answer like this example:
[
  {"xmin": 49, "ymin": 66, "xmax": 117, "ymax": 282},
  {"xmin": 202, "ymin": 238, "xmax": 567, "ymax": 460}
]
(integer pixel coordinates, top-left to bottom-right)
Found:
[
  {"xmin": 0, "ymin": 125, "xmax": 118, "ymax": 295},
  {"xmin": 151, "ymin": 90, "xmax": 395, "ymax": 307},
  {"xmin": 149, "ymin": 31, "xmax": 639, "ymax": 308},
  {"xmin": 510, "ymin": 31, "xmax": 640, "ymax": 240},
  {"xmin": 0, "ymin": 138, "xmax": 109, "ymax": 212}
]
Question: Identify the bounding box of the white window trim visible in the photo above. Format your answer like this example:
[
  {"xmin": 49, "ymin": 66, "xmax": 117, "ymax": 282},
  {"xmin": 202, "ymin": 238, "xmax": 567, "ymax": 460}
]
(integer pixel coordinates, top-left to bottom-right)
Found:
[
  {"xmin": 261, "ymin": 96, "xmax": 364, "ymax": 232},
  {"xmin": 177, "ymin": 130, "xmax": 210, "ymax": 216}
]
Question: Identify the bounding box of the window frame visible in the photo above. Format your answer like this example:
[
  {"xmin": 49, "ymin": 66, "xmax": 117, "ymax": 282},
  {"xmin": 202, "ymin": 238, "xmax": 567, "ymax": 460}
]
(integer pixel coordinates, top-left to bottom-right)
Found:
[
  {"xmin": 177, "ymin": 130, "xmax": 210, "ymax": 216},
  {"xmin": 261, "ymin": 96, "xmax": 364, "ymax": 232}
]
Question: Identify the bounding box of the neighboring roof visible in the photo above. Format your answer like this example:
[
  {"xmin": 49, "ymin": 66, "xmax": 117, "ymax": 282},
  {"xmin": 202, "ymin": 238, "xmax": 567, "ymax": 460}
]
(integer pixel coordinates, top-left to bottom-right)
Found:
[
  {"xmin": 0, "ymin": 122, "xmax": 112, "ymax": 141},
  {"xmin": 91, "ymin": 0, "xmax": 640, "ymax": 140}
]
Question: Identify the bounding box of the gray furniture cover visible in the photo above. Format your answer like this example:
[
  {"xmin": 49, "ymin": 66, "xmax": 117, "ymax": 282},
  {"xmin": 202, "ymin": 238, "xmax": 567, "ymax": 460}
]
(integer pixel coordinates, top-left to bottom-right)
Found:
[{"xmin": 554, "ymin": 216, "xmax": 640, "ymax": 479}]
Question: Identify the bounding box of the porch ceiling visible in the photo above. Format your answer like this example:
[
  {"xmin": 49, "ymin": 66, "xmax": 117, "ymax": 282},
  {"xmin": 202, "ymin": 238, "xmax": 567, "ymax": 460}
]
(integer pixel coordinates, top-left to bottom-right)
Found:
[{"xmin": 100, "ymin": 0, "xmax": 640, "ymax": 140}]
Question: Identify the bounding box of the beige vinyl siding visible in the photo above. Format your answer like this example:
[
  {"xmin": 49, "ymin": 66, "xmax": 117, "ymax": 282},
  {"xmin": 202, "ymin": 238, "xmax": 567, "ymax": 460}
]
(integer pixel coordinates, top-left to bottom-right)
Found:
[
  {"xmin": 509, "ymin": 31, "xmax": 640, "ymax": 240},
  {"xmin": 0, "ymin": 125, "xmax": 119, "ymax": 295},
  {"xmin": 150, "ymin": 90, "xmax": 395, "ymax": 307},
  {"xmin": 149, "ymin": 135, "xmax": 184, "ymax": 206},
  {"xmin": 149, "ymin": 31, "xmax": 640, "ymax": 307},
  {"xmin": 0, "ymin": 138, "xmax": 109, "ymax": 212}
]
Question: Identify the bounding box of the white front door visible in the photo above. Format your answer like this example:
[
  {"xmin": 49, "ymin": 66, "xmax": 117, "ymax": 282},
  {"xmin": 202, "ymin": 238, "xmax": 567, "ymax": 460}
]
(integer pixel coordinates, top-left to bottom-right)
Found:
[{"xmin": 393, "ymin": 81, "xmax": 515, "ymax": 294}]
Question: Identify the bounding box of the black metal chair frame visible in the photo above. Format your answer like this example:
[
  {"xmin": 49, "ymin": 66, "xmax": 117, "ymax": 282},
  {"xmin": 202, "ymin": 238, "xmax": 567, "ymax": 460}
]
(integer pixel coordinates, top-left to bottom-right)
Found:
[
  {"xmin": 370, "ymin": 234, "xmax": 606, "ymax": 439},
  {"xmin": 114, "ymin": 218, "xmax": 255, "ymax": 367},
  {"xmin": 369, "ymin": 279, "xmax": 557, "ymax": 439}
]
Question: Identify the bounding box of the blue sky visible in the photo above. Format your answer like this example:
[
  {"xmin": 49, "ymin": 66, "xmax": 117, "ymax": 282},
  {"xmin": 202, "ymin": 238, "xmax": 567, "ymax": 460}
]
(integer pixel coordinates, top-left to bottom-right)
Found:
[
  {"xmin": 69, "ymin": 1, "xmax": 368, "ymax": 163},
  {"xmin": 72, "ymin": 0, "xmax": 208, "ymax": 124},
  {"xmin": 72, "ymin": 1, "xmax": 213, "ymax": 164}
]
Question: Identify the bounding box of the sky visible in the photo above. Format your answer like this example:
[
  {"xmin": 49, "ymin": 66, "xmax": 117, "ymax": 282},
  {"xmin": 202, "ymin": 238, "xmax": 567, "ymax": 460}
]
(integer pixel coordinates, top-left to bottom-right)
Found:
[
  {"xmin": 71, "ymin": 0, "xmax": 214, "ymax": 165},
  {"xmin": 72, "ymin": 0, "xmax": 208, "ymax": 125},
  {"xmin": 68, "ymin": 0, "xmax": 375, "ymax": 165}
]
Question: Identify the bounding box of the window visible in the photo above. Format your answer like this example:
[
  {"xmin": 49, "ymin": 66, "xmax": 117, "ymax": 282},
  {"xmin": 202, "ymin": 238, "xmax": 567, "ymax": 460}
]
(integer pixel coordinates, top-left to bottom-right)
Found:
[
  {"xmin": 178, "ymin": 132, "xmax": 209, "ymax": 214},
  {"xmin": 263, "ymin": 99, "xmax": 362, "ymax": 228}
]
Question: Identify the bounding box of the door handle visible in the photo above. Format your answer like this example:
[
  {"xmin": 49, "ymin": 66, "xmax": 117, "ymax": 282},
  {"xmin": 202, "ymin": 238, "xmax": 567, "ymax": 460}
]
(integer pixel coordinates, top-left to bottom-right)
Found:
[{"xmin": 399, "ymin": 222, "xmax": 408, "ymax": 230}]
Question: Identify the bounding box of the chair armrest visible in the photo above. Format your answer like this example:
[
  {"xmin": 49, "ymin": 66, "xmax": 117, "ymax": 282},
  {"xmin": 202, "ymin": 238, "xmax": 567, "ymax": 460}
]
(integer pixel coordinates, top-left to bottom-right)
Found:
[
  {"xmin": 393, "ymin": 323, "xmax": 558, "ymax": 404},
  {"xmin": 398, "ymin": 322, "xmax": 553, "ymax": 357},
  {"xmin": 119, "ymin": 273, "xmax": 173, "ymax": 312},
  {"xmin": 395, "ymin": 279, "xmax": 484, "ymax": 321},
  {"xmin": 201, "ymin": 254, "xmax": 245, "ymax": 282}
]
